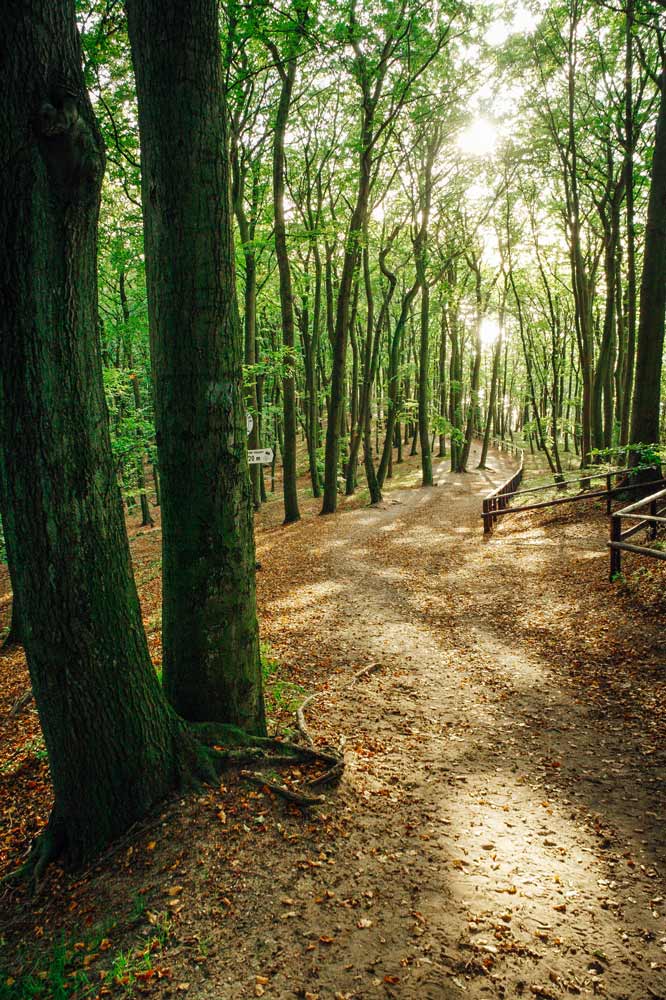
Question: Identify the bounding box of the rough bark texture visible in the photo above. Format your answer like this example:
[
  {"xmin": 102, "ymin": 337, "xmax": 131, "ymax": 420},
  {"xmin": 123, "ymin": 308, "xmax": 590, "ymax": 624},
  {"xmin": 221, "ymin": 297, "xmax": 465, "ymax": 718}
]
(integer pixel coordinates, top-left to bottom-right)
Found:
[
  {"xmin": 126, "ymin": 0, "xmax": 265, "ymax": 732},
  {"xmin": 629, "ymin": 73, "xmax": 666, "ymax": 459},
  {"xmin": 620, "ymin": 0, "xmax": 637, "ymax": 446},
  {"xmin": 0, "ymin": 460, "xmax": 22, "ymax": 649},
  {"xmin": 0, "ymin": 0, "xmax": 196, "ymax": 868}
]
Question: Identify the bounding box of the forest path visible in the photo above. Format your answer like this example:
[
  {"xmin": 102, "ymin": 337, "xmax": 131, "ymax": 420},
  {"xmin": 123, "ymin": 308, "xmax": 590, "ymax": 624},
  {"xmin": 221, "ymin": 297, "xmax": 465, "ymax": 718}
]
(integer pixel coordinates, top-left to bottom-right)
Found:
[
  {"xmin": 5, "ymin": 443, "xmax": 662, "ymax": 999},
  {"xmin": 237, "ymin": 443, "xmax": 666, "ymax": 1000}
]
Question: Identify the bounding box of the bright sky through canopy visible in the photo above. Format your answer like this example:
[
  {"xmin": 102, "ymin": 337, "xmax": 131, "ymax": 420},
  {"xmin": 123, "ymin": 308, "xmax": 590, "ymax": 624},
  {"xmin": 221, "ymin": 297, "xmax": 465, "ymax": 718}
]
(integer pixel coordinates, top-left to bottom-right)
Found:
[
  {"xmin": 480, "ymin": 316, "xmax": 501, "ymax": 346},
  {"xmin": 458, "ymin": 118, "xmax": 497, "ymax": 157}
]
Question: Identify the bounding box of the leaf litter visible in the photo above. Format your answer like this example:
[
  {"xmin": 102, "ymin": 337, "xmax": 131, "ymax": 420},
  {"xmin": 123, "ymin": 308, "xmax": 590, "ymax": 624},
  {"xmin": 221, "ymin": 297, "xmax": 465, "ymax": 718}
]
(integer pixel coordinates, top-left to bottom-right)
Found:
[{"xmin": 0, "ymin": 444, "xmax": 665, "ymax": 998}]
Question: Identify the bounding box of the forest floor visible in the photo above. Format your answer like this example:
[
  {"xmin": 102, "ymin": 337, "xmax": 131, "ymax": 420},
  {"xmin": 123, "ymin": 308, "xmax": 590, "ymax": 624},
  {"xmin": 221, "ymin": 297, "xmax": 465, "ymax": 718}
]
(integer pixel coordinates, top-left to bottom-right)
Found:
[{"xmin": 1, "ymin": 443, "xmax": 666, "ymax": 1000}]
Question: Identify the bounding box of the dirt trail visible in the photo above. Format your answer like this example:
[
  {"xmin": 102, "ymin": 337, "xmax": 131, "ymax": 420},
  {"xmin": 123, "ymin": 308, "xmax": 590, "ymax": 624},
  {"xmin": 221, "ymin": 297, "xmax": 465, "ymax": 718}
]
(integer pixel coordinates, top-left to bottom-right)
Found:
[
  {"xmin": 2, "ymin": 444, "xmax": 665, "ymax": 999},
  {"xmin": 228, "ymin": 443, "xmax": 665, "ymax": 1000}
]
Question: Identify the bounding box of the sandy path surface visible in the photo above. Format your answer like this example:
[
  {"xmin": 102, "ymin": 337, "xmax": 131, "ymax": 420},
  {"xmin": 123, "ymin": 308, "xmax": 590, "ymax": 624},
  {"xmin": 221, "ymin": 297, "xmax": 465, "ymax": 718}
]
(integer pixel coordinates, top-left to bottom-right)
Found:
[{"xmin": 191, "ymin": 443, "xmax": 664, "ymax": 999}]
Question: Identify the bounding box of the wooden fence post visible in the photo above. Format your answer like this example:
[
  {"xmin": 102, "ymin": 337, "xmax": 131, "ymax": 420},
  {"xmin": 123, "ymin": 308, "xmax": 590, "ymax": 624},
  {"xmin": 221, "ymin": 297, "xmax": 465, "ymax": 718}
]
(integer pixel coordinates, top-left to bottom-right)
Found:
[
  {"xmin": 650, "ymin": 498, "xmax": 658, "ymax": 539},
  {"xmin": 610, "ymin": 514, "xmax": 622, "ymax": 580},
  {"xmin": 483, "ymin": 498, "xmax": 492, "ymax": 534}
]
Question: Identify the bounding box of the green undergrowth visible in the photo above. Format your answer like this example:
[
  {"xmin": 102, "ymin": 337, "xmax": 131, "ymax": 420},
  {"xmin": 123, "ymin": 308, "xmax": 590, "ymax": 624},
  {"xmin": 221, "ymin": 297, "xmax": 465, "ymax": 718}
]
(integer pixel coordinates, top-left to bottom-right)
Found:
[
  {"xmin": 261, "ymin": 641, "xmax": 305, "ymax": 732},
  {"xmin": 0, "ymin": 906, "xmax": 173, "ymax": 1000}
]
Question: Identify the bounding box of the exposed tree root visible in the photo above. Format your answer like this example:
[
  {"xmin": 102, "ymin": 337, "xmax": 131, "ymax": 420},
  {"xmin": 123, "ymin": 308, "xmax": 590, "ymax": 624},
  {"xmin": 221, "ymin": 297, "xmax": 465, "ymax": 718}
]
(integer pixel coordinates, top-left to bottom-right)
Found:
[
  {"xmin": 239, "ymin": 770, "xmax": 326, "ymax": 807},
  {"xmin": 2, "ymin": 815, "xmax": 65, "ymax": 896},
  {"xmin": 194, "ymin": 724, "xmax": 343, "ymax": 810},
  {"xmin": 192, "ymin": 722, "xmax": 340, "ymax": 767},
  {"xmin": 9, "ymin": 688, "xmax": 33, "ymax": 717},
  {"xmin": 296, "ymin": 693, "xmax": 317, "ymax": 746},
  {"xmin": 295, "ymin": 660, "xmax": 382, "ymax": 747},
  {"xmin": 3, "ymin": 721, "xmax": 344, "ymax": 889},
  {"xmin": 307, "ymin": 758, "xmax": 345, "ymax": 788},
  {"xmin": 351, "ymin": 661, "xmax": 381, "ymax": 683}
]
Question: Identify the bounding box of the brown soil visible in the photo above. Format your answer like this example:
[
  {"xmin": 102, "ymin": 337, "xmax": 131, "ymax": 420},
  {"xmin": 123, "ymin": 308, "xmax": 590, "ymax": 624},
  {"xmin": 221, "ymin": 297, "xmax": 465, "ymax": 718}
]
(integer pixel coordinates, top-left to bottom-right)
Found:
[{"xmin": 1, "ymin": 444, "xmax": 665, "ymax": 1000}]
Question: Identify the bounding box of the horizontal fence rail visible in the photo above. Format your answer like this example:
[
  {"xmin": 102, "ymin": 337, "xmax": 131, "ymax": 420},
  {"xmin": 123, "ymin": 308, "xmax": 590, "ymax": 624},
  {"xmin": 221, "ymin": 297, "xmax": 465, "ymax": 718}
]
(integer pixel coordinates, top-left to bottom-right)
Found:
[
  {"xmin": 482, "ymin": 439, "xmax": 525, "ymax": 534},
  {"xmin": 482, "ymin": 456, "xmax": 666, "ymax": 536},
  {"xmin": 608, "ymin": 486, "xmax": 666, "ymax": 580}
]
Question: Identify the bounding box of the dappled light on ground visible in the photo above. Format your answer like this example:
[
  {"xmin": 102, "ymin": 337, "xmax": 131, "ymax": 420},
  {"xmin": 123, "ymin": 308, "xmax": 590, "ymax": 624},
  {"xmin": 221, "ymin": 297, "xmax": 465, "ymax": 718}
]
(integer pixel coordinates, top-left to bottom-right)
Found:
[{"xmin": 1, "ymin": 444, "xmax": 665, "ymax": 997}]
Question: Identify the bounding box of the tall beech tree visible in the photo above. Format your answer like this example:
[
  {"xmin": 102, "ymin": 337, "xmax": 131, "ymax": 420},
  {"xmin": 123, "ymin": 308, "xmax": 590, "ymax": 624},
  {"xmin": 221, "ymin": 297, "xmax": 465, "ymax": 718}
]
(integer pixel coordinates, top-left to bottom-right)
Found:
[
  {"xmin": 263, "ymin": 7, "xmax": 307, "ymax": 525},
  {"xmin": 0, "ymin": 0, "xmax": 203, "ymax": 872},
  {"xmin": 125, "ymin": 0, "xmax": 266, "ymax": 730},
  {"xmin": 629, "ymin": 50, "xmax": 666, "ymax": 463}
]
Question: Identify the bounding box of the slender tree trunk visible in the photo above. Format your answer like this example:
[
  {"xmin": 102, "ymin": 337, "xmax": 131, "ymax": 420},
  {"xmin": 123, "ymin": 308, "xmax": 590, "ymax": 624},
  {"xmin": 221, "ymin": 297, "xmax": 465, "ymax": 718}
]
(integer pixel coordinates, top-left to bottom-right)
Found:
[
  {"xmin": 231, "ymin": 152, "xmax": 262, "ymax": 509},
  {"xmin": 130, "ymin": 373, "xmax": 154, "ymax": 527},
  {"xmin": 119, "ymin": 269, "xmax": 153, "ymax": 524},
  {"xmin": 378, "ymin": 284, "xmax": 419, "ymax": 488},
  {"xmin": 438, "ymin": 303, "xmax": 448, "ymax": 457},
  {"xmin": 478, "ymin": 332, "xmax": 503, "ymax": 469},
  {"xmin": 511, "ymin": 272, "xmax": 559, "ymax": 476},
  {"xmin": 265, "ymin": 37, "xmax": 301, "ymax": 524},
  {"xmin": 418, "ymin": 281, "xmax": 433, "ymax": 484},
  {"xmin": 345, "ymin": 244, "xmax": 395, "ymax": 495},
  {"xmin": 449, "ymin": 308, "xmax": 464, "ymax": 473},
  {"xmin": 592, "ymin": 177, "xmax": 623, "ymax": 453},
  {"xmin": 322, "ymin": 101, "xmax": 374, "ymax": 512},
  {"xmin": 126, "ymin": 0, "xmax": 265, "ymax": 731}
]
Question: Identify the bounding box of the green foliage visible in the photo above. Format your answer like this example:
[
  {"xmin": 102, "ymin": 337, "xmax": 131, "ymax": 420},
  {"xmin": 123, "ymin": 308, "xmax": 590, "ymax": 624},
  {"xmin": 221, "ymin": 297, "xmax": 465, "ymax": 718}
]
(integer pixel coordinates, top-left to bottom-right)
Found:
[
  {"xmin": 590, "ymin": 443, "xmax": 664, "ymax": 469},
  {"xmin": 260, "ymin": 642, "xmax": 305, "ymax": 724},
  {"xmin": 0, "ymin": 903, "xmax": 173, "ymax": 1000},
  {"xmin": 102, "ymin": 369, "xmax": 155, "ymax": 500}
]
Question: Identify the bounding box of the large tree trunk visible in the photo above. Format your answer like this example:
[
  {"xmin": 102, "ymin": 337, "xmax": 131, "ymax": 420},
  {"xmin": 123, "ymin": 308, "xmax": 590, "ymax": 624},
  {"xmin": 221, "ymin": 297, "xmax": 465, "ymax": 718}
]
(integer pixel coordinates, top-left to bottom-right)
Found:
[
  {"xmin": 0, "ymin": 460, "xmax": 22, "ymax": 649},
  {"xmin": 630, "ymin": 72, "xmax": 666, "ymax": 464},
  {"xmin": 126, "ymin": 0, "xmax": 265, "ymax": 732},
  {"xmin": 620, "ymin": 0, "xmax": 637, "ymax": 447},
  {"xmin": 0, "ymin": 0, "xmax": 196, "ymax": 868}
]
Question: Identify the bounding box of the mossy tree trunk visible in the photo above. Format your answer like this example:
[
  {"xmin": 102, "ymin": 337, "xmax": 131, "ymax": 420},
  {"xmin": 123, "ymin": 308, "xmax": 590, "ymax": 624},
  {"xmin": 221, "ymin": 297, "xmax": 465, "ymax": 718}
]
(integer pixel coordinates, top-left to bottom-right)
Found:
[
  {"xmin": 126, "ymin": 0, "xmax": 265, "ymax": 732},
  {"xmin": 0, "ymin": 0, "xmax": 198, "ymax": 868}
]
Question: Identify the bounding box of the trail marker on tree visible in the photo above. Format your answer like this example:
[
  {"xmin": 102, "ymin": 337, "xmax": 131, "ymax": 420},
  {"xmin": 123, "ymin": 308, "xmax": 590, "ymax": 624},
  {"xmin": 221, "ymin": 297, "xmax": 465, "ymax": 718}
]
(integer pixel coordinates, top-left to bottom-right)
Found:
[{"xmin": 248, "ymin": 448, "xmax": 273, "ymax": 465}]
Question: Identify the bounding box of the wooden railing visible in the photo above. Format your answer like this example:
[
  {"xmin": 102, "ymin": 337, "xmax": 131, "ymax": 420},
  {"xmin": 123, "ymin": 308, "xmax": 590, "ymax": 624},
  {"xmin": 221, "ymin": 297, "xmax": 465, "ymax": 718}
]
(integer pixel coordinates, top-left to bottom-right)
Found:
[
  {"xmin": 487, "ymin": 436, "xmax": 524, "ymax": 461},
  {"xmin": 482, "ymin": 461, "xmax": 666, "ymax": 536},
  {"xmin": 482, "ymin": 440, "xmax": 525, "ymax": 533},
  {"xmin": 608, "ymin": 486, "xmax": 666, "ymax": 580}
]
